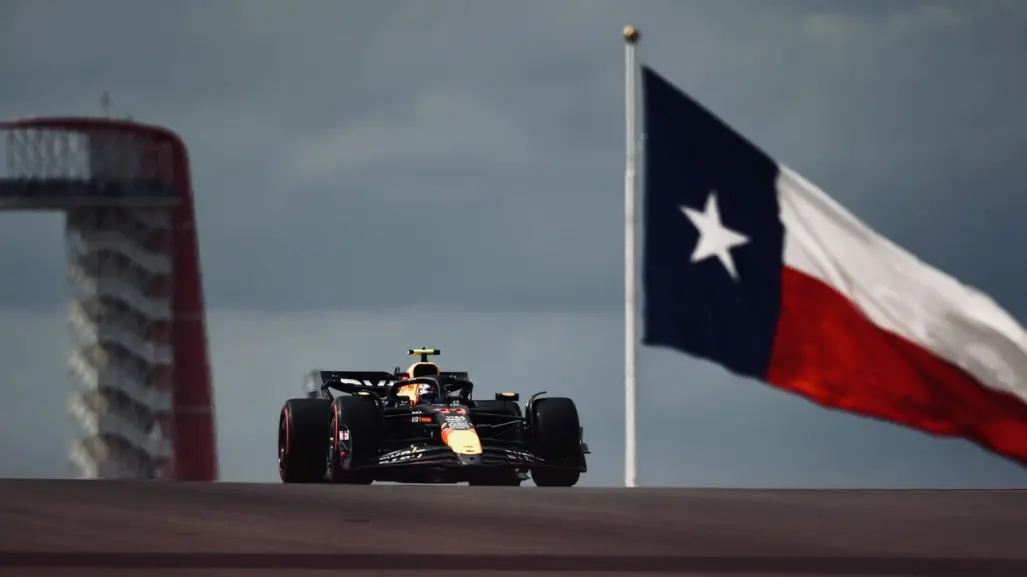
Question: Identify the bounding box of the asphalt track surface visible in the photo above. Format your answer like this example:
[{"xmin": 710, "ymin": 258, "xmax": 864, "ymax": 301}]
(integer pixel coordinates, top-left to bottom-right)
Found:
[{"xmin": 2, "ymin": 481, "xmax": 1027, "ymax": 576}]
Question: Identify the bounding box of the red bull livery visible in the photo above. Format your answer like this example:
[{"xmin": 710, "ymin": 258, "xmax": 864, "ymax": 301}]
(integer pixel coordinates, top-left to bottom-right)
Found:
[{"xmin": 277, "ymin": 348, "xmax": 589, "ymax": 486}]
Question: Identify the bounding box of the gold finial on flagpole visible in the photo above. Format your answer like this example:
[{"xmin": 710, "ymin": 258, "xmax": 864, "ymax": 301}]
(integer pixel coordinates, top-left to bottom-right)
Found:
[{"xmin": 623, "ymin": 26, "xmax": 640, "ymax": 44}]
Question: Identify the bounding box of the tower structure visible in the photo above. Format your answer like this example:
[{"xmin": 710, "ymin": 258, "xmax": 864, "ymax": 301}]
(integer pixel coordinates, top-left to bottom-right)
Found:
[{"xmin": 0, "ymin": 117, "xmax": 217, "ymax": 480}]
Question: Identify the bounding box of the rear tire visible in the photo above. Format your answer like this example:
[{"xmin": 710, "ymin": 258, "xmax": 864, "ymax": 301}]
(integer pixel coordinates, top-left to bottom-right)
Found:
[
  {"xmin": 327, "ymin": 395, "xmax": 384, "ymax": 484},
  {"xmin": 529, "ymin": 397, "xmax": 582, "ymax": 487},
  {"xmin": 279, "ymin": 398, "xmax": 332, "ymax": 483}
]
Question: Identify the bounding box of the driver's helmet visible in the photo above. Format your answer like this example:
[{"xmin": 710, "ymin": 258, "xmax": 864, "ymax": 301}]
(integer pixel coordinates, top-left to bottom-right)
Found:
[{"xmin": 416, "ymin": 381, "xmax": 442, "ymax": 405}]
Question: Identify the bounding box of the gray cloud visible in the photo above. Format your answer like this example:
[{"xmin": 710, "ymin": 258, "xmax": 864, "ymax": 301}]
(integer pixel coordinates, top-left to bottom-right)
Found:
[
  {"xmin": 1, "ymin": 0, "xmax": 1027, "ymax": 486},
  {"xmin": 3, "ymin": 0, "xmax": 1022, "ymax": 312}
]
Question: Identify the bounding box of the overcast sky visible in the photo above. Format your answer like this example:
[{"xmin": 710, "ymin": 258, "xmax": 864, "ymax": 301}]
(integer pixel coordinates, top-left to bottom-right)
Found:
[{"xmin": 1, "ymin": 0, "xmax": 1026, "ymax": 487}]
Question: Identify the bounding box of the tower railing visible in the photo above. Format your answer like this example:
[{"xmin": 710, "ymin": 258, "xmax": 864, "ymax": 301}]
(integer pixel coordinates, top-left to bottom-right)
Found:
[{"xmin": 1, "ymin": 117, "xmax": 217, "ymax": 481}]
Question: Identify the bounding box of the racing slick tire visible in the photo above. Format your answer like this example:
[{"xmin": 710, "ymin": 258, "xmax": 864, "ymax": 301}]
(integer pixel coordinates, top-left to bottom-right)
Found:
[
  {"xmin": 529, "ymin": 397, "xmax": 582, "ymax": 487},
  {"xmin": 327, "ymin": 395, "xmax": 384, "ymax": 485},
  {"xmin": 467, "ymin": 400, "xmax": 523, "ymax": 487},
  {"xmin": 279, "ymin": 398, "xmax": 332, "ymax": 483}
]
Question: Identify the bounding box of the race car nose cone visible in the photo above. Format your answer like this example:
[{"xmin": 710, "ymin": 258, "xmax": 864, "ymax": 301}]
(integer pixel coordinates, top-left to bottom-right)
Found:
[{"xmin": 457, "ymin": 454, "xmax": 482, "ymax": 466}]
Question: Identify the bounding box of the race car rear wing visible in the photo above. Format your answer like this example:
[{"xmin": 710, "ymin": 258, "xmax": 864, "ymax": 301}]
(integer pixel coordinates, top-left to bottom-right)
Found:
[
  {"xmin": 303, "ymin": 369, "xmax": 470, "ymax": 399},
  {"xmin": 305, "ymin": 370, "xmax": 396, "ymax": 399}
]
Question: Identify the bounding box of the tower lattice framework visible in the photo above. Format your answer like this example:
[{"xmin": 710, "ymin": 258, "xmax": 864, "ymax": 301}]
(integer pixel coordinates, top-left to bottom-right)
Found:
[{"xmin": 0, "ymin": 117, "xmax": 217, "ymax": 480}]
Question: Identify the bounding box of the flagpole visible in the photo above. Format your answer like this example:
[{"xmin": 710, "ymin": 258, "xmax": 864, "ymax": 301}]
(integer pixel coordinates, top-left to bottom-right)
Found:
[{"xmin": 623, "ymin": 25, "xmax": 640, "ymax": 489}]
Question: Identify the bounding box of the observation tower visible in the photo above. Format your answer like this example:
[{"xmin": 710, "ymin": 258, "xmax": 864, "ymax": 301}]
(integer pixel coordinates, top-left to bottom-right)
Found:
[{"xmin": 0, "ymin": 116, "xmax": 217, "ymax": 480}]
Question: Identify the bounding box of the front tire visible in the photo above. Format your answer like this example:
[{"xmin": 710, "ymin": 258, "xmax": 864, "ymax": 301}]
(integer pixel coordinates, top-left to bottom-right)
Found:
[
  {"xmin": 327, "ymin": 395, "xmax": 384, "ymax": 484},
  {"xmin": 279, "ymin": 398, "xmax": 332, "ymax": 483},
  {"xmin": 529, "ymin": 397, "xmax": 582, "ymax": 487}
]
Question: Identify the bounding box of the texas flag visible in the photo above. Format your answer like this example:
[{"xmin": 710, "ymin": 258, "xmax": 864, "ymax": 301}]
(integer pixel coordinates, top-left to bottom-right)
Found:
[{"xmin": 640, "ymin": 65, "xmax": 1027, "ymax": 464}]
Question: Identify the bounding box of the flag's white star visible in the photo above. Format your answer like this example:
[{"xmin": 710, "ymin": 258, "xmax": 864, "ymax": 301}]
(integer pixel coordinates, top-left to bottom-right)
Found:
[{"xmin": 681, "ymin": 191, "xmax": 749, "ymax": 281}]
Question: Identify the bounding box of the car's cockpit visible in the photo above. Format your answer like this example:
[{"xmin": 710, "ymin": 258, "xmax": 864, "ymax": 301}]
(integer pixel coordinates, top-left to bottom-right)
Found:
[{"xmin": 384, "ymin": 349, "xmax": 474, "ymax": 408}]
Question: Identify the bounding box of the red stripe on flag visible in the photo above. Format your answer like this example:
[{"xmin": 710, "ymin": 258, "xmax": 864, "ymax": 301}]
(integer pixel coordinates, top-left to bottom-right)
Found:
[{"xmin": 767, "ymin": 267, "xmax": 1027, "ymax": 464}]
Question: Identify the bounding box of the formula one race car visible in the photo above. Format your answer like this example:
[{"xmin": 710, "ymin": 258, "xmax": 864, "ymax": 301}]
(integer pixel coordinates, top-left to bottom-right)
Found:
[{"xmin": 277, "ymin": 349, "xmax": 589, "ymax": 487}]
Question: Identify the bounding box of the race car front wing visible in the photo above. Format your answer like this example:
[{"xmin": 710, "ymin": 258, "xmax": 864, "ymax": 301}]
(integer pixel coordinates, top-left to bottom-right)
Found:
[{"xmin": 354, "ymin": 444, "xmax": 584, "ymax": 471}]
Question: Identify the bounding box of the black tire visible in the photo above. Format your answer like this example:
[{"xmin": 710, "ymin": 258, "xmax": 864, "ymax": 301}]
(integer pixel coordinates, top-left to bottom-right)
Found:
[
  {"xmin": 529, "ymin": 397, "xmax": 582, "ymax": 487},
  {"xmin": 327, "ymin": 395, "xmax": 384, "ymax": 484},
  {"xmin": 279, "ymin": 398, "xmax": 332, "ymax": 483}
]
